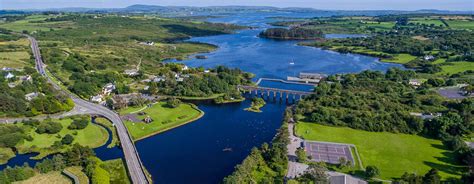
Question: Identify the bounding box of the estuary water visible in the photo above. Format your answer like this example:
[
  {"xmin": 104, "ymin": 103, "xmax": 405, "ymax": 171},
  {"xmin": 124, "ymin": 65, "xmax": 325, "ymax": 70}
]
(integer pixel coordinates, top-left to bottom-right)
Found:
[
  {"xmin": 1, "ymin": 12, "xmax": 402, "ymax": 184},
  {"xmin": 139, "ymin": 12, "xmax": 402, "ymax": 183}
]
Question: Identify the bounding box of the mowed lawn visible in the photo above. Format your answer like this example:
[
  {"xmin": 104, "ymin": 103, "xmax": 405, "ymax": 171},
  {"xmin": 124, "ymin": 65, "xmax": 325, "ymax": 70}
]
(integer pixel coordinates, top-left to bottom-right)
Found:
[
  {"xmin": 17, "ymin": 119, "xmax": 108, "ymax": 158},
  {"xmin": 295, "ymin": 122, "xmax": 466, "ymax": 180},
  {"xmin": 123, "ymin": 102, "xmax": 203, "ymax": 140}
]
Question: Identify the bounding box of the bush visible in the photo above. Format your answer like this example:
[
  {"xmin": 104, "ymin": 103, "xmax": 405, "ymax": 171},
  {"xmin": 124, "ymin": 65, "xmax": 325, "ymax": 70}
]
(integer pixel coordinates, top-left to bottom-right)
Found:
[
  {"xmin": 36, "ymin": 121, "xmax": 63, "ymax": 134},
  {"xmin": 68, "ymin": 118, "xmax": 89, "ymax": 130},
  {"xmin": 365, "ymin": 165, "xmax": 380, "ymax": 178},
  {"xmin": 166, "ymin": 98, "xmax": 181, "ymax": 108},
  {"xmin": 61, "ymin": 134, "xmax": 74, "ymax": 145}
]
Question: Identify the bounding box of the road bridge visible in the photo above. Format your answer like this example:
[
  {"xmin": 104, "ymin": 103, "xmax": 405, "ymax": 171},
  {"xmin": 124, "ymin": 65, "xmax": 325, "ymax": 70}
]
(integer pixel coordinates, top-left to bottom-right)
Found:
[{"xmin": 237, "ymin": 85, "xmax": 315, "ymax": 102}]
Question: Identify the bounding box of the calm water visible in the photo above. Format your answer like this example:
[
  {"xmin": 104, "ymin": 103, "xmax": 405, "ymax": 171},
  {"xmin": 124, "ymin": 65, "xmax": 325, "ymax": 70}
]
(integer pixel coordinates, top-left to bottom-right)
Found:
[{"xmin": 2, "ymin": 12, "xmax": 402, "ymax": 184}]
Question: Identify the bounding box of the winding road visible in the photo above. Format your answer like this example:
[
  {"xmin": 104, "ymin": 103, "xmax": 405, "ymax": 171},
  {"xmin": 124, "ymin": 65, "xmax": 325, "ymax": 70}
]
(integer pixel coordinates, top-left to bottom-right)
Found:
[{"xmin": 27, "ymin": 35, "xmax": 149, "ymax": 184}]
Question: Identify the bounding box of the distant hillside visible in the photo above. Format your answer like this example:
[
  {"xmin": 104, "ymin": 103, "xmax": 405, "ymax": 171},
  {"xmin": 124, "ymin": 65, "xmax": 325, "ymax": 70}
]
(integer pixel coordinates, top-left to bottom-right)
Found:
[{"xmin": 1, "ymin": 5, "xmax": 473, "ymax": 17}]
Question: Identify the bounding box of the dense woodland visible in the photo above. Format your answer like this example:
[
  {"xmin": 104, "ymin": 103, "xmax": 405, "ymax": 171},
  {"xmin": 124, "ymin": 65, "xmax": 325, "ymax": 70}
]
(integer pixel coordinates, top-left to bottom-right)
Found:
[{"xmin": 259, "ymin": 27, "xmax": 323, "ymax": 40}]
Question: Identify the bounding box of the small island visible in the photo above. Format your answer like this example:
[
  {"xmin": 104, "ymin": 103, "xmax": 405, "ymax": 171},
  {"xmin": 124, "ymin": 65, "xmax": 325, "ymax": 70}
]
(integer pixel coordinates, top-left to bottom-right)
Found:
[
  {"xmin": 259, "ymin": 27, "xmax": 323, "ymax": 40},
  {"xmin": 244, "ymin": 97, "xmax": 266, "ymax": 113}
]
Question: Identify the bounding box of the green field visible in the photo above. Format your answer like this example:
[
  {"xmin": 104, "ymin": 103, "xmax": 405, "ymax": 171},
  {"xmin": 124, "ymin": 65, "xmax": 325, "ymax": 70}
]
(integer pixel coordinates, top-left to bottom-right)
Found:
[
  {"xmin": 445, "ymin": 20, "xmax": 474, "ymax": 30},
  {"xmin": 295, "ymin": 122, "xmax": 466, "ymax": 180},
  {"xmin": 123, "ymin": 102, "xmax": 203, "ymax": 140},
  {"xmin": 0, "ymin": 15, "xmax": 75, "ymax": 32},
  {"xmin": 438, "ymin": 62, "xmax": 474, "ymax": 75},
  {"xmin": 410, "ymin": 19, "xmax": 445, "ymax": 27},
  {"xmin": 17, "ymin": 118, "xmax": 109, "ymax": 159},
  {"xmin": 381, "ymin": 53, "xmax": 417, "ymax": 64},
  {"xmin": 14, "ymin": 171, "xmax": 72, "ymax": 184}
]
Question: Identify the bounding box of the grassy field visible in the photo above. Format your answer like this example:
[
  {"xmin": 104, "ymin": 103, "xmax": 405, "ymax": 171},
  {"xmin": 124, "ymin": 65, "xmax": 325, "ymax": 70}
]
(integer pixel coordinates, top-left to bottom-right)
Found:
[
  {"xmin": 101, "ymin": 159, "xmax": 131, "ymax": 184},
  {"xmin": 410, "ymin": 19, "xmax": 445, "ymax": 27},
  {"xmin": 381, "ymin": 53, "xmax": 417, "ymax": 64},
  {"xmin": 14, "ymin": 171, "xmax": 72, "ymax": 184},
  {"xmin": 0, "ymin": 15, "xmax": 75, "ymax": 32},
  {"xmin": 17, "ymin": 118, "xmax": 109, "ymax": 159},
  {"xmin": 123, "ymin": 102, "xmax": 203, "ymax": 140},
  {"xmin": 445, "ymin": 20, "xmax": 474, "ymax": 30},
  {"xmin": 0, "ymin": 38, "xmax": 31, "ymax": 68},
  {"xmin": 295, "ymin": 122, "xmax": 466, "ymax": 180},
  {"xmin": 64, "ymin": 166, "xmax": 89, "ymax": 184},
  {"xmin": 438, "ymin": 62, "xmax": 474, "ymax": 75}
]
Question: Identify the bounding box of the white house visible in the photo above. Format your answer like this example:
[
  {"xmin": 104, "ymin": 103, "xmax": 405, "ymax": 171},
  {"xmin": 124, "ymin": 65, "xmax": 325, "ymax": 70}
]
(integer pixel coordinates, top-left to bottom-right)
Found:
[
  {"xmin": 409, "ymin": 79, "xmax": 422, "ymax": 87},
  {"xmin": 124, "ymin": 69, "xmax": 139, "ymax": 76},
  {"xmin": 153, "ymin": 76, "xmax": 166, "ymax": 82},
  {"xmin": 182, "ymin": 65, "xmax": 189, "ymax": 71},
  {"xmin": 4, "ymin": 72, "xmax": 14, "ymax": 79},
  {"xmin": 2, "ymin": 67, "xmax": 13, "ymax": 71},
  {"xmin": 91, "ymin": 95, "xmax": 103, "ymax": 103},
  {"xmin": 25, "ymin": 92, "xmax": 42, "ymax": 101},
  {"xmin": 424, "ymin": 55, "xmax": 435, "ymax": 61},
  {"xmin": 204, "ymin": 70, "xmax": 210, "ymax": 73},
  {"xmin": 102, "ymin": 83, "xmax": 116, "ymax": 95}
]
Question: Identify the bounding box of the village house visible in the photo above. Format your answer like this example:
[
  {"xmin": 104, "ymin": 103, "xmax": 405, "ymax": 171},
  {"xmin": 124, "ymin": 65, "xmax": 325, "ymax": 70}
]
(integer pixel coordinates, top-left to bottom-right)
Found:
[
  {"xmin": 102, "ymin": 83, "xmax": 116, "ymax": 96},
  {"xmin": 409, "ymin": 79, "xmax": 422, "ymax": 87},
  {"xmin": 182, "ymin": 65, "xmax": 189, "ymax": 71},
  {"xmin": 139, "ymin": 41, "xmax": 155, "ymax": 46},
  {"xmin": 91, "ymin": 95, "xmax": 103, "ymax": 103},
  {"xmin": 19, "ymin": 75, "xmax": 32, "ymax": 82},
  {"xmin": 423, "ymin": 55, "xmax": 435, "ymax": 61},
  {"xmin": 25, "ymin": 92, "xmax": 43, "ymax": 101},
  {"xmin": 2, "ymin": 67, "xmax": 13, "ymax": 72},
  {"xmin": 153, "ymin": 76, "xmax": 166, "ymax": 82},
  {"xmin": 4, "ymin": 72, "xmax": 14, "ymax": 79},
  {"xmin": 124, "ymin": 69, "xmax": 139, "ymax": 76},
  {"xmin": 204, "ymin": 70, "xmax": 210, "ymax": 73}
]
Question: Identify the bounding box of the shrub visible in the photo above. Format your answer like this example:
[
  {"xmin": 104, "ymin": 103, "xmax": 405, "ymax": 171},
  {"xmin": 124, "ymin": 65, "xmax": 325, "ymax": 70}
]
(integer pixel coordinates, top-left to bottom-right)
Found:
[
  {"xmin": 61, "ymin": 134, "xmax": 74, "ymax": 145},
  {"xmin": 68, "ymin": 118, "xmax": 89, "ymax": 130},
  {"xmin": 36, "ymin": 121, "xmax": 63, "ymax": 134}
]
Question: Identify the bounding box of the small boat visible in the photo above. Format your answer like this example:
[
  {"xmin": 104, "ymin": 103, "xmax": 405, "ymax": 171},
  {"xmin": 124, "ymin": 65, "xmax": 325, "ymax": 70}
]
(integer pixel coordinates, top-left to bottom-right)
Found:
[
  {"xmin": 195, "ymin": 55, "xmax": 208, "ymax": 59},
  {"xmin": 289, "ymin": 62, "xmax": 295, "ymax": 65},
  {"xmin": 222, "ymin": 148, "xmax": 233, "ymax": 152}
]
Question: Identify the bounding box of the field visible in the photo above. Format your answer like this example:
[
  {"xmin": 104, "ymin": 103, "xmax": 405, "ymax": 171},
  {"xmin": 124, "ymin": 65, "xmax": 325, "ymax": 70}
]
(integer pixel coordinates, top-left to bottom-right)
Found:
[
  {"xmin": 445, "ymin": 20, "xmax": 474, "ymax": 30},
  {"xmin": 381, "ymin": 53, "xmax": 417, "ymax": 64},
  {"xmin": 295, "ymin": 122, "xmax": 466, "ymax": 180},
  {"xmin": 123, "ymin": 102, "xmax": 203, "ymax": 140},
  {"xmin": 0, "ymin": 15, "xmax": 75, "ymax": 32},
  {"xmin": 94, "ymin": 117, "xmax": 119, "ymax": 148},
  {"xmin": 17, "ymin": 118, "xmax": 109, "ymax": 159},
  {"xmin": 13, "ymin": 171, "xmax": 72, "ymax": 184},
  {"xmin": 0, "ymin": 38, "xmax": 31, "ymax": 68},
  {"xmin": 438, "ymin": 62, "xmax": 474, "ymax": 75}
]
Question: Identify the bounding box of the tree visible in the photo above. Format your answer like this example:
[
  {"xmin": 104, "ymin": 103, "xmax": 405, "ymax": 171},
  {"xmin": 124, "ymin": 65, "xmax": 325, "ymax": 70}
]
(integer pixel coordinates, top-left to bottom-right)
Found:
[
  {"xmin": 166, "ymin": 98, "xmax": 181, "ymax": 108},
  {"xmin": 36, "ymin": 121, "xmax": 63, "ymax": 134},
  {"xmin": 296, "ymin": 147, "xmax": 307, "ymax": 163},
  {"xmin": 422, "ymin": 169, "xmax": 440, "ymax": 184},
  {"xmin": 298, "ymin": 164, "xmax": 328, "ymax": 183},
  {"xmin": 61, "ymin": 134, "xmax": 74, "ymax": 145},
  {"xmin": 365, "ymin": 165, "xmax": 380, "ymax": 178},
  {"xmin": 68, "ymin": 118, "xmax": 89, "ymax": 130}
]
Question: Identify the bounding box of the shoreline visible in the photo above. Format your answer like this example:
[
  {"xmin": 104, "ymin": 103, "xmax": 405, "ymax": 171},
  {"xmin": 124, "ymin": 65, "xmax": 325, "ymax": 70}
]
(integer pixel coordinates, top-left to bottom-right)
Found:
[{"xmin": 132, "ymin": 105, "xmax": 205, "ymax": 142}]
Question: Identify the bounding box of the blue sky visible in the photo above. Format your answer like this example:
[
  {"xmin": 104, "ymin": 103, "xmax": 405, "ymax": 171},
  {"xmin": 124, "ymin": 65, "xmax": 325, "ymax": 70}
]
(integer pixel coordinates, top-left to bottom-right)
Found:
[{"xmin": 1, "ymin": 0, "xmax": 473, "ymax": 11}]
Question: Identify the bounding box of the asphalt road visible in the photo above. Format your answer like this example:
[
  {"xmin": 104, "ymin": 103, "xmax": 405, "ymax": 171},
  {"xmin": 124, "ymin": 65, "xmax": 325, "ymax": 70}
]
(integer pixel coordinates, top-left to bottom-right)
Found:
[{"xmin": 27, "ymin": 35, "xmax": 149, "ymax": 184}]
